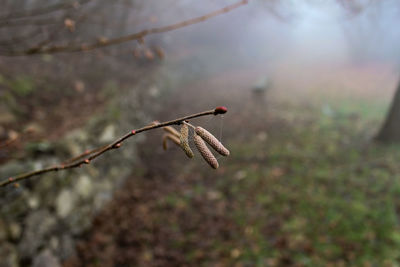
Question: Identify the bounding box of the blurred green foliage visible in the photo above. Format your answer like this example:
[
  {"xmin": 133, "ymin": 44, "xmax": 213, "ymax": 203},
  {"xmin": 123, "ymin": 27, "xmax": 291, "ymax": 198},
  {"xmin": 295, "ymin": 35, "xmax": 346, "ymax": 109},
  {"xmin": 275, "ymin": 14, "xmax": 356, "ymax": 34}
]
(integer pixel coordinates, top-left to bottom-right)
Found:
[
  {"xmin": 9, "ymin": 76, "xmax": 34, "ymax": 97},
  {"xmin": 0, "ymin": 75, "xmax": 35, "ymax": 116},
  {"xmin": 149, "ymin": 97, "xmax": 400, "ymax": 265}
]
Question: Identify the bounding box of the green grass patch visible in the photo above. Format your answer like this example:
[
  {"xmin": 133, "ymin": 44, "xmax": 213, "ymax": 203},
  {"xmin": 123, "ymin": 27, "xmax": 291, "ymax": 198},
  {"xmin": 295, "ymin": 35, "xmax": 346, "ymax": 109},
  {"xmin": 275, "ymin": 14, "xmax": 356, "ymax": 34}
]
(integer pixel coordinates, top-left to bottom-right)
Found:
[{"xmin": 205, "ymin": 100, "xmax": 400, "ymax": 265}]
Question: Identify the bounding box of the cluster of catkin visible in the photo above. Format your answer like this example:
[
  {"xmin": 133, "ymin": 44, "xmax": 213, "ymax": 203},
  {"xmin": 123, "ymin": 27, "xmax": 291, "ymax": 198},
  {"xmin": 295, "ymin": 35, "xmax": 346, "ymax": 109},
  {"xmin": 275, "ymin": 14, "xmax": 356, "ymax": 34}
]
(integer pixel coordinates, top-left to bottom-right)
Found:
[{"xmin": 162, "ymin": 123, "xmax": 229, "ymax": 169}]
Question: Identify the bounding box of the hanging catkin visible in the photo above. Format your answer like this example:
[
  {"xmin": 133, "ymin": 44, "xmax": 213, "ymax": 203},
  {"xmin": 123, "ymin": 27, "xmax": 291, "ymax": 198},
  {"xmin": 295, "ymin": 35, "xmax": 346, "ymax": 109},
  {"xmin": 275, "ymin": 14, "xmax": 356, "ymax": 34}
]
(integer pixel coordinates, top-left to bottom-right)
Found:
[
  {"xmin": 162, "ymin": 133, "xmax": 180, "ymax": 150},
  {"xmin": 195, "ymin": 127, "xmax": 230, "ymax": 156},
  {"xmin": 150, "ymin": 120, "xmax": 160, "ymax": 126},
  {"xmin": 180, "ymin": 124, "xmax": 194, "ymax": 158},
  {"xmin": 163, "ymin": 126, "xmax": 180, "ymax": 138},
  {"xmin": 194, "ymin": 133, "xmax": 219, "ymax": 169}
]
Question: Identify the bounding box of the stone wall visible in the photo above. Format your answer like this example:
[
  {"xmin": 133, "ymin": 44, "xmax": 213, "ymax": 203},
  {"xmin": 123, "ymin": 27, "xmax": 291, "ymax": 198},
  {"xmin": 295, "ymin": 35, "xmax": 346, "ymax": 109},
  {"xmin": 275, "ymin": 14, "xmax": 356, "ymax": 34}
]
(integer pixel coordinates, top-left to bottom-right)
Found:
[{"xmin": 0, "ymin": 68, "xmax": 168, "ymax": 266}]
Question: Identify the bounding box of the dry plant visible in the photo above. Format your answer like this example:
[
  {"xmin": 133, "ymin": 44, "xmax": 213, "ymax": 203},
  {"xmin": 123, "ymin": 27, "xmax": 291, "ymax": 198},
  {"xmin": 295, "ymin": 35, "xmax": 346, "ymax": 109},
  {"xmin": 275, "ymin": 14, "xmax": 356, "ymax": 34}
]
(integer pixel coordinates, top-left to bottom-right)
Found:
[
  {"xmin": 0, "ymin": 106, "xmax": 229, "ymax": 188},
  {"xmin": 179, "ymin": 124, "xmax": 194, "ymax": 158},
  {"xmin": 162, "ymin": 119, "xmax": 230, "ymax": 169}
]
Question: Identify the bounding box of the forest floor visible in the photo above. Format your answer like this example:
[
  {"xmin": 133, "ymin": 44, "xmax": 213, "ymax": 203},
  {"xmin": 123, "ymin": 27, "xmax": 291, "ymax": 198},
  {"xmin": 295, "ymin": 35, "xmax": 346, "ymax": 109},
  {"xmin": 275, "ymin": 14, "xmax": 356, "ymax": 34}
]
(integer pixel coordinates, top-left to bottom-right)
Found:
[
  {"xmin": 0, "ymin": 80, "xmax": 105, "ymax": 165},
  {"xmin": 63, "ymin": 65, "xmax": 400, "ymax": 266}
]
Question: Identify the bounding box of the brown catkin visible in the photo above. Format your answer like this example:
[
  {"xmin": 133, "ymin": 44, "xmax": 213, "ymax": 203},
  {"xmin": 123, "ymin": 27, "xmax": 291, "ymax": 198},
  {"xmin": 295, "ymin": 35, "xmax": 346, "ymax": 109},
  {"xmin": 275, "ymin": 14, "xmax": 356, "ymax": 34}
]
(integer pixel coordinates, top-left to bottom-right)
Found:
[
  {"xmin": 194, "ymin": 133, "xmax": 219, "ymax": 169},
  {"xmin": 162, "ymin": 134, "xmax": 180, "ymax": 150},
  {"xmin": 195, "ymin": 127, "xmax": 230, "ymax": 156},
  {"xmin": 163, "ymin": 126, "xmax": 180, "ymax": 138},
  {"xmin": 150, "ymin": 120, "xmax": 160, "ymax": 126},
  {"xmin": 180, "ymin": 124, "xmax": 194, "ymax": 158}
]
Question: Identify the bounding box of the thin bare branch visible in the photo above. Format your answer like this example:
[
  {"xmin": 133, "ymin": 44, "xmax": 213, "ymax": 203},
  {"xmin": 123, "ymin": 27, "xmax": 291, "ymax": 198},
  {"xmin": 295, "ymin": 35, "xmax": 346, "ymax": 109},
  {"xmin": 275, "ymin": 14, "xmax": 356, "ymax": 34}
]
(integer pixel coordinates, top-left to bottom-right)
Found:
[
  {"xmin": 0, "ymin": 107, "xmax": 228, "ymax": 187},
  {"xmin": 0, "ymin": 16, "xmax": 65, "ymax": 28},
  {"xmin": 0, "ymin": 0, "xmax": 92, "ymax": 21},
  {"xmin": 0, "ymin": 29, "xmax": 42, "ymax": 46},
  {"xmin": 1, "ymin": 0, "xmax": 248, "ymax": 56}
]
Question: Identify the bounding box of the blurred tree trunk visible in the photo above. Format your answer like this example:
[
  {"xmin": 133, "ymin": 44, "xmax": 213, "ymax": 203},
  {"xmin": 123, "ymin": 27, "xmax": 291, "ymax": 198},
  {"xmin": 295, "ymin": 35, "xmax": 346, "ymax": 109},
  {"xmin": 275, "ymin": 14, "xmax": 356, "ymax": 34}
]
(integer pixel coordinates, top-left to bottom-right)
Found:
[{"xmin": 376, "ymin": 79, "xmax": 400, "ymax": 142}]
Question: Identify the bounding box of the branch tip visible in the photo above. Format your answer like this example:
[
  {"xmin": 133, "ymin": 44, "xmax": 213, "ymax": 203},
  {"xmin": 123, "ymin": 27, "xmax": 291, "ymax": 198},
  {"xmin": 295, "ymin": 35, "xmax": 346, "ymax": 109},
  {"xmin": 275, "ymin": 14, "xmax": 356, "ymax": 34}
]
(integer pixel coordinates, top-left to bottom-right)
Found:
[
  {"xmin": 214, "ymin": 106, "xmax": 228, "ymax": 115},
  {"xmin": 0, "ymin": 107, "xmax": 226, "ymax": 187}
]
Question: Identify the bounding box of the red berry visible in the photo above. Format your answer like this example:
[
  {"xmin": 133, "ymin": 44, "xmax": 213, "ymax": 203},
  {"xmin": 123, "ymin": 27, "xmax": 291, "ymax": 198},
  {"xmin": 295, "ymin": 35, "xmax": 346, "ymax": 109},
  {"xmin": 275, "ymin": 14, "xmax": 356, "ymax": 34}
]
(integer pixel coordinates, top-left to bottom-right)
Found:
[{"xmin": 131, "ymin": 130, "xmax": 136, "ymax": 135}]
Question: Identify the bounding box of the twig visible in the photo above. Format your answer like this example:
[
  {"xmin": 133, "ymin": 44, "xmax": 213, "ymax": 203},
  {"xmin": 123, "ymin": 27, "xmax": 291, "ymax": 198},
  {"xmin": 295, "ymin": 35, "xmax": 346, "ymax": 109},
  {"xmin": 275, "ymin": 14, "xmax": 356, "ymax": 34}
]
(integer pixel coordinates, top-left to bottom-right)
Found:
[
  {"xmin": 61, "ymin": 146, "xmax": 104, "ymax": 165},
  {"xmin": 2, "ymin": 0, "xmax": 248, "ymax": 56},
  {"xmin": 0, "ymin": 0, "xmax": 92, "ymax": 22},
  {"xmin": 0, "ymin": 137, "xmax": 18, "ymax": 149},
  {"xmin": 0, "ymin": 107, "xmax": 228, "ymax": 187}
]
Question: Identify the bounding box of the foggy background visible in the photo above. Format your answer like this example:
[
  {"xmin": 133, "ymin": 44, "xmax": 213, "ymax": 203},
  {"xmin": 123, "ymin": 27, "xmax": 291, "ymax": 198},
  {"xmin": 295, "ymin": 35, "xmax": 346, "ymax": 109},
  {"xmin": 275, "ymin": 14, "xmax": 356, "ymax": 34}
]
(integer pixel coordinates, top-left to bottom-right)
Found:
[
  {"xmin": 139, "ymin": 0, "xmax": 400, "ymax": 107},
  {"xmin": 2, "ymin": 0, "xmax": 400, "ymax": 266}
]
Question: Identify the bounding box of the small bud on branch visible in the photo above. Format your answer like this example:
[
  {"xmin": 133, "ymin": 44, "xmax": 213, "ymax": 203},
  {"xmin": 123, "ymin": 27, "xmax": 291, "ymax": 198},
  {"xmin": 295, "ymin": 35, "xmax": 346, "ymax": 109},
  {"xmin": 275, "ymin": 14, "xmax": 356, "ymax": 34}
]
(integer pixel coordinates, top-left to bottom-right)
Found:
[
  {"xmin": 0, "ymin": 107, "xmax": 228, "ymax": 188},
  {"xmin": 114, "ymin": 143, "xmax": 121, "ymax": 148},
  {"xmin": 214, "ymin": 106, "xmax": 228, "ymax": 115}
]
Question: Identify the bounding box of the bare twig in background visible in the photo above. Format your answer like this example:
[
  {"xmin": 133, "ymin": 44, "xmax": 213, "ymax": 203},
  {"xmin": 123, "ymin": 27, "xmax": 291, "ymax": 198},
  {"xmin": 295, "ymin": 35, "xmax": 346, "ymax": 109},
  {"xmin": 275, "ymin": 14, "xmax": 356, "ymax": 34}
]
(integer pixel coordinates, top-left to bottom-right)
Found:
[
  {"xmin": 1, "ymin": 0, "xmax": 248, "ymax": 56},
  {"xmin": 0, "ymin": 107, "xmax": 228, "ymax": 188},
  {"xmin": 0, "ymin": 131, "xmax": 19, "ymax": 149},
  {"xmin": 0, "ymin": 0, "xmax": 93, "ymax": 21}
]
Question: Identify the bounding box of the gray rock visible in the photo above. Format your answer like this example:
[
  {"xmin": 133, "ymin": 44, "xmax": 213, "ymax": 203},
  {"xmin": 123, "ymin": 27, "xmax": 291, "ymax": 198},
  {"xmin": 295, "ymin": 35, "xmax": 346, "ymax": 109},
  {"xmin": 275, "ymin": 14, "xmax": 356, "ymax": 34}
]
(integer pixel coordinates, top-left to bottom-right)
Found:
[
  {"xmin": 0, "ymin": 65, "xmax": 162, "ymax": 266},
  {"xmin": 27, "ymin": 195, "xmax": 40, "ymax": 209},
  {"xmin": 23, "ymin": 122, "xmax": 44, "ymax": 135},
  {"xmin": 148, "ymin": 86, "xmax": 160, "ymax": 97},
  {"xmin": 57, "ymin": 234, "xmax": 76, "ymax": 260},
  {"xmin": 0, "ymin": 219, "xmax": 7, "ymax": 242},
  {"xmin": 0, "ymin": 189, "xmax": 30, "ymax": 218},
  {"xmin": 25, "ymin": 142, "xmax": 53, "ymax": 154},
  {"xmin": 0, "ymin": 111, "xmax": 16, "ymax": 124},
  {"xmin": 99, "ymin": 124, "xmax": 116, "ymax": 143},
  {"xmin": 0, "ymin": 161, "xmax": 32, "ymax": 182},
  {"xmin": 49, "ymin": 236, "xmax": 59, "ymax": 251},
  {"xmin": 56, "ymin": 189, "xmax": 77, "ymax": 218},
  {"xmin": 0, "ymin": 126, "xmax": 5, "ymax": 137},
  {"xmin": 74, "ymin": 175, "xmax": 93, "ymax": 199},
  {"xmin": 93, "ymin": 190, "xmax": 112, "ymax": 212},
  {"xmin": 0, "ymin": 242, "xmax": 18, "ymax": 267},
  {"xmin": 18, "ymin": 209, "xmax": 57, "ymax": 259},
  {"xmin": 67, "ymin": 206, "xmax": 92, "ymax": 235},
  {"xmin": 8, "ymin": 222, "xmax": 21, "ymax": 241},
  {"xmin": 62, "ymin": 129, "xmax": 89, "ymax": 156},
  {"xmin": 32, "ymin": 249, "xmax": 60, "ymax": 267},
  {"xmin": 65, "ymin": 128, "xmax": 89, "ymax": 143}
]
